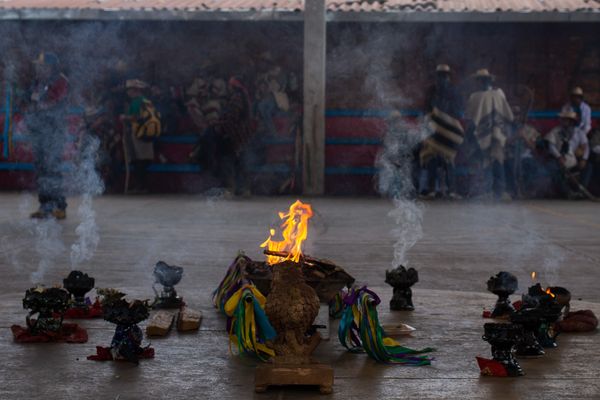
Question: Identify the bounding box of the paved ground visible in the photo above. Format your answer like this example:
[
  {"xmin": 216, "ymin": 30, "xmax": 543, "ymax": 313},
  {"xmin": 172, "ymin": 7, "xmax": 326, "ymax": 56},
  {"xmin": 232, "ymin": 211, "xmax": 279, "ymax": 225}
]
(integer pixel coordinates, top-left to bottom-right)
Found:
[{"xmin": 0, "ymin": 194, "xmax": 599, "ymax": 399}]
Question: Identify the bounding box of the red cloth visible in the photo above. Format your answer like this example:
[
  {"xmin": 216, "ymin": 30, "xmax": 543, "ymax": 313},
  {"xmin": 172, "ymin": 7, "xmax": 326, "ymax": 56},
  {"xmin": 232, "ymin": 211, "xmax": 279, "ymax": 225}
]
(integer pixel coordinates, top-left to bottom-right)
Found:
[
  {"xmin": 11, "ymin": 322, "xmax": 88, "ymax": 343},
  {"xmin": 87, "ymin": 346, "xmax": 155, "ymax": 361},
  {"xmin": 476, "ymin": 357, "xmax": 509, "ymax": 377},
  {"xmin": 556, "ymin": 310, "xmax": 598, "ymax": 332},
  {"xmin": 63, "ymin": 299, "xmax": 103, "ymax": 319}
]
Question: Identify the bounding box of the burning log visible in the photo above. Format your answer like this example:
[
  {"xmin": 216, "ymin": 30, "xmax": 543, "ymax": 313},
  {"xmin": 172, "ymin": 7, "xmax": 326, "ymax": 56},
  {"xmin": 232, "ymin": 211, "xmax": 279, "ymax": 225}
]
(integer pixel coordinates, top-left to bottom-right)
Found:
[{"xmin": 242, "ymin": 250, "xmax": 355, "ymax": 303}]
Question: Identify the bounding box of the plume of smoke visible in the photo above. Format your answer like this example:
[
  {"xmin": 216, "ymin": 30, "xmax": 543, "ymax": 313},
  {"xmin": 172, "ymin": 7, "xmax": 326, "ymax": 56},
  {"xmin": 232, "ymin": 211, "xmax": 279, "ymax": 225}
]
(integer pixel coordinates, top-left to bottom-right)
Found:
[
  {"xmin": 376, "ymin": 117, "xmax": 429, "ymax": 267},
  {"xmin": 69, "ymin": 134, "xmax": 104, "ymax": 268},
  {"xmin": 30, "ymin": 219, "xmax": 66, "ymax": 284}
]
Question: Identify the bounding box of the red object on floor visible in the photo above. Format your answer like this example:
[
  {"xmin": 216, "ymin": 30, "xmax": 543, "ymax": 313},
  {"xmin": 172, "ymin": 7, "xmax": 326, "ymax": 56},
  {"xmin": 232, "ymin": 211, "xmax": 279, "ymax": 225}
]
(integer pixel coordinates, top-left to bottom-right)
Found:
[
  {"xmin": 482, "ymin": 310, "xmax": 492, "ymax": 318},
  {"xmin": 63, "ymin": 299, "xmax": 103, "ymax": 319},
  {"xmin": 87, "ymin": 346, "xmax": 155, "ymax": 361},
  {"xmin": 557, "ymin": 310, "xmax": 599, "ymax": 332},
  {"xmin": 11, "ymin": 322, "xmax": 88, "ymax": 343},
  {"xmin": 476, "ymin": 357, "xmax": 509, "ymax": 377}
]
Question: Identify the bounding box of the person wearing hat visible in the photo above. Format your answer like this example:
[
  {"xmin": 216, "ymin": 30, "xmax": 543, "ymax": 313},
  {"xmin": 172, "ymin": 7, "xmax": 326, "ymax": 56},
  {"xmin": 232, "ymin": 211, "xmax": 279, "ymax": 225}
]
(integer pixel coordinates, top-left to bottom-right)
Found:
[
  {"xmin": 464, "ymin": 68, "xmax": 514, "ymax": 200},
  {"xmin": 563, "ymin": 87, "xmax": 592, "ymax": 139},
  {"xmin": 419, "ymin": 64, "xmax": 464, "ymax": 199},
  {"xmin": 27, "ymin": 51, "xmax": 70, "ymax": 219},
  {"xmin": 120, "ymin": 79, "xmax": 157, "ymax": 193},
  {"xmin": 545, "ymin": 109, "xmax": 590, "ymax": 197}
]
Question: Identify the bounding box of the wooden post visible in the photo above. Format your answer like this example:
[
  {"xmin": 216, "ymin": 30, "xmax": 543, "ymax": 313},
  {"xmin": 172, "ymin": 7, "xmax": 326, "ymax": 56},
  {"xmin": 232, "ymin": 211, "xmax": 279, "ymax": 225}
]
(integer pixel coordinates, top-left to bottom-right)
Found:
[{"xmin": 302, "ymin": 0, "xmax": 326, "ymax": 195}]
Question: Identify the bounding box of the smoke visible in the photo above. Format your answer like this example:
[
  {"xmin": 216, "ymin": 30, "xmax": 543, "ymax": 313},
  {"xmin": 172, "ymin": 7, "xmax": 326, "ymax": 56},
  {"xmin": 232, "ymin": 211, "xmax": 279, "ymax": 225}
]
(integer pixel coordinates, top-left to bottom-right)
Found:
[
  {"xmin": 328, "ymin": 24, "xmax": 430, "ymax": 268},
  {"xmin": 68, "ymin": 134, "xmax": 104, "ymax": 268},
  {"xmin": 30, "ymin": 219, "xmax": 66, "ymax": 284},
  {"xmin": 375, "ymin": 115, "xmax": 429, "ymax": 267}
]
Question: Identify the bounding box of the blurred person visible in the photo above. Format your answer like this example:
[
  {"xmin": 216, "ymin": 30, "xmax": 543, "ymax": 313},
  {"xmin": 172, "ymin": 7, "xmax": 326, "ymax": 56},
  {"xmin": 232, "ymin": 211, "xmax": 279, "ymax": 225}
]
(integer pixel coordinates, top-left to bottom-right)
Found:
[
  {"xmin": 583, "ymin": 128, "xmax": 600, "ymax": 193},
  {"xmin": 563, "ymin": 87, "xmax": 592, "ymax": 138},
  {"xmin": 419, "ymin": 64, "xmax": 464, "ymax": 199},
  {"xmin": 464, "ymin": 69, "xmax": 514, "ymax": 200},
  {"xmin": 27, "ymin": 52, "xmax": 70, "ymax": 219},
  {"xmin": 185, "ymin": 78, "xmax": 210, "ymax": 133},
  {"xmin": 213, "ymin": 76, "xmax": 253, "ymax": 196},
  {"xmin": 120, "ymin": 79, "xmax": 160, "ymax": 194},
  {"xmin": 503, "ymin": 106, "xmax": 542, "ymax": 198},
  {"xmin": 254, "ymin": 52, "xmax": 293, "ymax": 137},
  {"xmin": 545, "ymin": 110, "xmax": 589, "ymax": 198},
  {"xmin": 187, "ymin": 78, "xmax": 227, "ymax": 171}
]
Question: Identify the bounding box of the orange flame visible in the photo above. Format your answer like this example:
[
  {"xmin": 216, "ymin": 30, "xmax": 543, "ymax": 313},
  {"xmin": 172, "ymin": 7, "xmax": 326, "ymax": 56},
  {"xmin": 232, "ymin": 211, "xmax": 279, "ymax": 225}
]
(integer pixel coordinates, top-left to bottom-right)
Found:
[
  {"xmin": 545, "ymin": 288, "xmax": 555, "ymax": 298},
  {"xmin": 260, "ymin": 200, "xmax": 314, "ymax": 265},
  {"xmin": 531, "ymin": 271, "xmax": 536, "ymax": 280}
]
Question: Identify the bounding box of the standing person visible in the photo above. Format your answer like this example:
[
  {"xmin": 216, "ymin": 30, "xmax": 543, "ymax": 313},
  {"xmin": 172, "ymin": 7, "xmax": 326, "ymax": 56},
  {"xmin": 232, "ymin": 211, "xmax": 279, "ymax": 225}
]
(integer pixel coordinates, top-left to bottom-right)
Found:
[
  {"xmin": 214, "ymin": 76, "xmax": 254, "ymax": 196},
  {"xmin": 504, "ymin": 106, "xmax": 542, "ymax": 198},
  {"xmin": 254, "ymin": 52, "xmax": 292, "ymax": 137},
  {"xmin": 120, "ymin": 79, "xmax": 159, "ymax": 194},
  {"xmin": 464, "ymin": 69, "xmax": 514, "ymax": 200},
  {"xmin": 583, "ymin": 128, "xmax": 600, "ymax": 193},
  {"xmin": 563, "ymin": 87, "xmax": 592, "ymax": 138},
  {"xmin": 419, "ymin": 64, "xmax": 465, "ymax": 199},
  {"xmin": 545, "ymin": 110, "xmax": 589, "ymax": 198},
  {"xmin": 563, "ymin": 87, "xmax": 592, "ymax": 187},
  {"xmin": 27, "ymin": 52, "xmax": 69, "ymax": 219}
]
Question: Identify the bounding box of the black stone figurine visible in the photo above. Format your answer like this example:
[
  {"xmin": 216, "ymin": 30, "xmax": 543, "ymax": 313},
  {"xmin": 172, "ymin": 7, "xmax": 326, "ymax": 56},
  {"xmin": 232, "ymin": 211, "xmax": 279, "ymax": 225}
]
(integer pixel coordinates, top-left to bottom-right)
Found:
[
  {"xmin": 63, "ymin": 270, "xmax": 95, "ymax": 308},
  {"xmin": 525, "ymin": 284, "xmax": 563, "ymax": 349},
  {"xmin": 385, "ymin": 265, "xmax": 418, "ymax": 311},
  {"xmin": 101, "ymin": 290, "xmax": 151, "ymax": 364},
  {"xmin": 510, "ymin": 307, "xmax": 546, "ymax": 357},
  {"xmin": 23, "ymin": 287, "xmax": 70, "ymax": 334},
  {"xmin": 486, "ymin": 271, "xmax": 518, "ymax": 318},
  {"xmin": 152, "ymin": 261, "xmax": 184, "ymax": 309},
  {"xmin": 482, "ymin": 323, "xmax": 525, "ymax": 377}
]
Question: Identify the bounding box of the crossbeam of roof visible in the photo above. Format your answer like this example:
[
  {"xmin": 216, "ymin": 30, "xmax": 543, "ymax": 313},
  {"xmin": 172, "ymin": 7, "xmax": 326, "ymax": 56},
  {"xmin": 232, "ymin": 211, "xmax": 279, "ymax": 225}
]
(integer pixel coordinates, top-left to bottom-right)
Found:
[{"xmin": 1, "ymin": 8, "xmax": 600, "ymax": 22}]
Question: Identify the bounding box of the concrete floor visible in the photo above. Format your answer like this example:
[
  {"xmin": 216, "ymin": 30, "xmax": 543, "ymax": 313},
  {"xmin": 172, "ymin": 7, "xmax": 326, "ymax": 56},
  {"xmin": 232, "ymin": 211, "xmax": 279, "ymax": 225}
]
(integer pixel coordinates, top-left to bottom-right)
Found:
[{"xmin": 1, "ymin": 194, "xmax": 599, "ymax": 399}]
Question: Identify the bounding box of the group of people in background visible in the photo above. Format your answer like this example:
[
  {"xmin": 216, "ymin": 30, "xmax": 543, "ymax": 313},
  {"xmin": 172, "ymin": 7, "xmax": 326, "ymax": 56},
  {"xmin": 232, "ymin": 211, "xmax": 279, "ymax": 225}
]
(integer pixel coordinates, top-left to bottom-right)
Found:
[
  {"xmin": 6, "ymin": 51, "xmax": 599, "ymax": 220},
  {"xmin": 416, "ymin": 64, "xmax": 598, "ymax": 200},
  {"xmin": 8, "ymin": 50, "xmax": 299, "ymax": 218}
]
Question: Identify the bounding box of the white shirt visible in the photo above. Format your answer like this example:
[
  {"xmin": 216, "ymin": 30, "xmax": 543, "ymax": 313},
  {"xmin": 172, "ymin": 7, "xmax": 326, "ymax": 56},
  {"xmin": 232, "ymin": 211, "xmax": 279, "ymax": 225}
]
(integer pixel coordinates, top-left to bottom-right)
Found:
[
  {"xmin": 547, "ymin": 126, "xmax": 589, "ymax": 165},
  {"xmin": 563, "ymin": 101, "xmax": 592, "ymax": 136}
]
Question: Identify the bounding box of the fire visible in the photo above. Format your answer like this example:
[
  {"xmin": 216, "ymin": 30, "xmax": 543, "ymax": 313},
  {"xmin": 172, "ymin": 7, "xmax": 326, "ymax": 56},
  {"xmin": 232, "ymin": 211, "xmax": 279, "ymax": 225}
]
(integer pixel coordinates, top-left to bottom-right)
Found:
[
  {"xmin": 545, "ymin": 287, "xmax": 556, "ymax": 298},
  {"xmin": 531, "ymin": 271, "xmax": 536, "ymax": 280},
  {"xmin": 260, "ymin": 200, "xmax": 313, "ymax": 265}
]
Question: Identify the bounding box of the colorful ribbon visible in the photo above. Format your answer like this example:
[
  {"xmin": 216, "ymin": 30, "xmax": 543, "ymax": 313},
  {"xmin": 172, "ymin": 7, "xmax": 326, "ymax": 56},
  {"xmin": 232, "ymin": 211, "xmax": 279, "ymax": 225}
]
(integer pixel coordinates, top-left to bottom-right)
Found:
[
  {"xmin": 338, "ymin": 286, "xmax": 434, "ymax": 365},
  {"xmin": 328, "ymin": 290, "xmax": 345, "ymax": 319},
  {"xmin": 224, "ymin": 284, "xmax": 276, "ymax": 361},
  {"xmin": 213, "ymin": 254, "xmax": 248, "ymax": 314}
]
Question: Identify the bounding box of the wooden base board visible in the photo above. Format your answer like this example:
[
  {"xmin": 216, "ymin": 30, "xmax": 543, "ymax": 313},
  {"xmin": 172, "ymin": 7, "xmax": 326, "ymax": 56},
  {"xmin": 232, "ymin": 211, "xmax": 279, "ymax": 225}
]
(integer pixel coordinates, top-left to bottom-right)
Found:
[{"xmin": 255, "ymin": 363, "xmax": 334, "ymax": 394}]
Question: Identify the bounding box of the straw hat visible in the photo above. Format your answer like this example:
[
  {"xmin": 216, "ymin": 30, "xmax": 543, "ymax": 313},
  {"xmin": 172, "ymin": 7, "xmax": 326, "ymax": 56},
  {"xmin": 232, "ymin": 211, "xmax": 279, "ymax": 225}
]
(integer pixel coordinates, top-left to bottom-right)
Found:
[
  {"xmin": 473, "ymin": 69, "xmax": 495, "ymax": 79},
  {"xmin": 125, "ymin": 79, "xmax": 148, "ymax": 90},
  {"xmin": 436, "ymin": 64, "xmax": 451, "ymax": 73},
  {"xmin": 571, "ymin": 86, "xmax": 584, "ymax": 97},
  {"xmin": 558, "ymin": 109, "xmax": 578, "ymax": 121}
]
